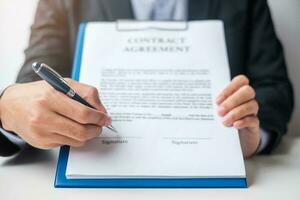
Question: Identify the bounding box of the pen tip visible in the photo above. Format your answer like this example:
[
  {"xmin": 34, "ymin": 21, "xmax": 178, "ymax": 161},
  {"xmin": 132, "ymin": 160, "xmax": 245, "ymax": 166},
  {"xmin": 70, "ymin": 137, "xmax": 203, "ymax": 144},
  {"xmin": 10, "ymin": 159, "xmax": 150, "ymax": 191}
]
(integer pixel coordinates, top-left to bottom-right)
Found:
[{"xmin": 32, "ymin": 62, "xmax": 42, "ymax": 73}]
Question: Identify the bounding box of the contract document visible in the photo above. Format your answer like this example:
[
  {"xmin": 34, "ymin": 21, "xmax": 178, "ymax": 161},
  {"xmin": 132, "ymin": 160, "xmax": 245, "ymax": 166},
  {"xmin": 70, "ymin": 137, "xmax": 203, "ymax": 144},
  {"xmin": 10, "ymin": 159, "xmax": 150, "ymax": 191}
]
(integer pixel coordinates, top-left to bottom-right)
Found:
[{"xmin": 65, "ymin": 21, "xmax": 246, "ymax": 182}]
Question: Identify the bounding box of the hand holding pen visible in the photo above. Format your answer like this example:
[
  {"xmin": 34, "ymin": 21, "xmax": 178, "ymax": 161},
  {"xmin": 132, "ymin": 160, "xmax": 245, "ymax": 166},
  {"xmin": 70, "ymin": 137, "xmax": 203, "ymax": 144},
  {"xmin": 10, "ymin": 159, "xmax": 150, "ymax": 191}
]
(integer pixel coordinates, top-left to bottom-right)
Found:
[
  {"xmin": 0, "ymin": 63, "xmax": 116, "ymax": 150},
  {"xmin": 32, "ymin": 62, "xmax": 117, "ymax": 133}
]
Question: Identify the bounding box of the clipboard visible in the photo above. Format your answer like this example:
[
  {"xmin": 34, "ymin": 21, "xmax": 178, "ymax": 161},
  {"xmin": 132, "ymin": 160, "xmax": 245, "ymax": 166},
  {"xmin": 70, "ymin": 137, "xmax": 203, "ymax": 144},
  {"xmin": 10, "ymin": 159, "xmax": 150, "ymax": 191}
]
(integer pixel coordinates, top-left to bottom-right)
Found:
[{"xmin": 55, "ymin": 22, "xmax": 247, "ymax": 188}]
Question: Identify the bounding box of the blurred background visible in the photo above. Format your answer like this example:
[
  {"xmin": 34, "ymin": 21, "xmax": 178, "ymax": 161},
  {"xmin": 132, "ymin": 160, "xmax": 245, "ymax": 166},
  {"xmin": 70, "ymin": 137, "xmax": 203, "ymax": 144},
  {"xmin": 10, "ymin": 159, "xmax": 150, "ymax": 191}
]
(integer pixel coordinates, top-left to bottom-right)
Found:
[{"xmin": 0, "ymin": 0, "xmax": 299, "ymax": 135}]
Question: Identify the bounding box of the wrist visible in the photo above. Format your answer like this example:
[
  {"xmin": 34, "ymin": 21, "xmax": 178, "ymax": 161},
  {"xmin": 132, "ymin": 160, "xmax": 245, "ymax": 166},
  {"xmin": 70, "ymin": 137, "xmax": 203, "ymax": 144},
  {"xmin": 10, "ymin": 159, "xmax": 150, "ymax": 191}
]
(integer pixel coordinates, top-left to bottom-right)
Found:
[
  {"xmin": 0, "ymin": 84, "xmax": 18, "ymax": 124},
  {"xmin": 239, "ymin": 128, "xmax": 260, "ymax": 159}
]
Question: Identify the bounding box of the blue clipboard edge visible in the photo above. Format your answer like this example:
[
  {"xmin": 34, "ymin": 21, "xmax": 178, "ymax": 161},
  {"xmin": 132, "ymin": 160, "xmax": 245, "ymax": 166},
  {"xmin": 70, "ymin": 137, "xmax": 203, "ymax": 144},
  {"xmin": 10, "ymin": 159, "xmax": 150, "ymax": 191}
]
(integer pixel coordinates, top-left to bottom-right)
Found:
[
  {"xmin": 55, "ymin": 146, "xmax": 247, "ymax": 188},
  {"xmin": 71, "ymin": 23, "xmax": 87, "ymax": 81},
  {"xmin": 55, "ymin": 22, "xmax": 248, "ymax": 188}
]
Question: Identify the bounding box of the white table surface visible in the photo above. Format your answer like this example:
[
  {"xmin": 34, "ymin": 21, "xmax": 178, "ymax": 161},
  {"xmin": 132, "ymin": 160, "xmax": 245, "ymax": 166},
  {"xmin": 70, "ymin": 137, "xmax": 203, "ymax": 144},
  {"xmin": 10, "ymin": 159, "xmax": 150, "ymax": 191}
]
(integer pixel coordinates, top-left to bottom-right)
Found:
[{"xmin": 1, "ymin": 136, "xmax": 299, "ymax": 200}]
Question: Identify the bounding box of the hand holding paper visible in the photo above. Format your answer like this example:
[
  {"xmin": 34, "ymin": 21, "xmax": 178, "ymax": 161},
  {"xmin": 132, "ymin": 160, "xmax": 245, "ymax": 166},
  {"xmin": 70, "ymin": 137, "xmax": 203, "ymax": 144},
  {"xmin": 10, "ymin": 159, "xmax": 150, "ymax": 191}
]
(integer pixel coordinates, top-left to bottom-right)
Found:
[{"xmin": 216, "ymin": 75, "xmax": 260, "ymax": 158}]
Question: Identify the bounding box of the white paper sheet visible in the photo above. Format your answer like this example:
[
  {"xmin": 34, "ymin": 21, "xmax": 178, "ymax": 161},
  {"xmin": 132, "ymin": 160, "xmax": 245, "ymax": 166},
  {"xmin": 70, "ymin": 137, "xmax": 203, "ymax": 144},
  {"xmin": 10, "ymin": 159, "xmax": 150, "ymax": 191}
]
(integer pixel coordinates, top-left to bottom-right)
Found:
[{"xmin": 66, "ymin": 21, "xmax": 245, "ymax": 179}]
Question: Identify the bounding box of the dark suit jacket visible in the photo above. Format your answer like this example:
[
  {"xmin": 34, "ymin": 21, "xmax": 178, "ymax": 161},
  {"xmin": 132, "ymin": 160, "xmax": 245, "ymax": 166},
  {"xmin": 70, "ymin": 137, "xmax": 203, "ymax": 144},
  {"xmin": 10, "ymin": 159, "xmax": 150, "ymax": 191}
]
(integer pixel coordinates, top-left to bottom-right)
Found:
[{"xmin": 0, "ymin": 0, "xmax": 294, "ymax": 156}]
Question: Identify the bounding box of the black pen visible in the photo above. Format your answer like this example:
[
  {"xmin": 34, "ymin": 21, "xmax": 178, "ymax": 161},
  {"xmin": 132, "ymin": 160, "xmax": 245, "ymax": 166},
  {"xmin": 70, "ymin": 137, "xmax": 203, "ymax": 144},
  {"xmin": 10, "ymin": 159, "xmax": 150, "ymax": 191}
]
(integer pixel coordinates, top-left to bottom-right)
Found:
[{"xmin": 32, "ymin": 62, "xmax": 117, "ymax": 133}]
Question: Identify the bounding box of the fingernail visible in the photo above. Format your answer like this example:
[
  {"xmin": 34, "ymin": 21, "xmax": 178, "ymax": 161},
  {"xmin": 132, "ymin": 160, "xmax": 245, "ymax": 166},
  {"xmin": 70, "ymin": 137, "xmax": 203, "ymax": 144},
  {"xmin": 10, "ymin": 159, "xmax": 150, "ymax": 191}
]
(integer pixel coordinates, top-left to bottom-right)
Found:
[
  {"xmin": 216, "ymin": 96, "xmax": 225, "ymax": 104},
  {"xmin": 217, "ymin": 106, "xmax": 226, "ymax": 116},
  {"xmin": 222, "ymin": 115, "xmax": 232, "ymax": 126},
  {"xmin": 233, "ymin": 122, "xmax": 240, "ymax": 129}
]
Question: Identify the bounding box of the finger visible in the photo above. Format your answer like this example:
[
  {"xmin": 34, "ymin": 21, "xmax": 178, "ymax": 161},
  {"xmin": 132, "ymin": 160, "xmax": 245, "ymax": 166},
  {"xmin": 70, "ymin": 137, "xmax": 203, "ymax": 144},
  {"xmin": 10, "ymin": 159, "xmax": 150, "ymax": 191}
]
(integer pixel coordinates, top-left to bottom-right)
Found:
[
  {"xmin": 218, "ymin": 85, "xmax": 255, "ymax": 116},
  {"xmin": 49, "ymin": 91, "xmax": 111, "ymax": 126},
  {"xmin": 65, "ymin": 78, "xmax": 107, "ymax": 113},
  {"xmin": 26, "ymin": 139, "xmax": 60, "ymax": 150},
  {"xmin": 47, "ymin": 112, "xmax": 103, "ymax": 142},
  {"xmin": 39, "ymin": 143, "xmax": 61, "ymax": 150},
  {"xmin": 222, "ymin": 100, "xmax": 259, "ymax": 127},
  {"xmin": 48, "ymin": 133, "xmax": 86, "ymax": 147},
  {"xmin": 233, "ymin": 116, "xmax": 260, "ymax": 130},
  {"xmin": 216, "ymin": 75, "xmax": 249, "ymax": 105},
  {"xmin": 25, "ymin": 132, "xmax": 69, "ymax": 150}
]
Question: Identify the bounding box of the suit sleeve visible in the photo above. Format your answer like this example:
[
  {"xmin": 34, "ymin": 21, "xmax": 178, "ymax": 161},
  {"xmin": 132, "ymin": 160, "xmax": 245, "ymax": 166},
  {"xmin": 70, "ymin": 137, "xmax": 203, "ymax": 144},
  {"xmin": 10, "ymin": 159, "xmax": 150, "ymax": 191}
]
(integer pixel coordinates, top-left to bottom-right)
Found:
[
  {"xmin": 246, "ymin": 0, "xmax": 294, "ymax": 154},
  {"xmin": 0, "ymin": 0, "xmax": 72, "ymax": 157},
  {"xmin": 16, "ymin": 0, "xmax": 72, "ymax": 83}
]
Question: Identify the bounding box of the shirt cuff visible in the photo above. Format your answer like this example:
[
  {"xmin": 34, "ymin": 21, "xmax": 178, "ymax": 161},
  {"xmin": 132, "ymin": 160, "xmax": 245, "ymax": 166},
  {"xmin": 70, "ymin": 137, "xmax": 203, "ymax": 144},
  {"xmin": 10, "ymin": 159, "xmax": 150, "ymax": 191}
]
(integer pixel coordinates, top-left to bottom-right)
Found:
[
  {"xmin": 0, "ymin": 127, "xmax": 27, "ymax": 148},
  {"xmin": 256, "ymin": 128, "xmax": 271, "ymax": 154}
]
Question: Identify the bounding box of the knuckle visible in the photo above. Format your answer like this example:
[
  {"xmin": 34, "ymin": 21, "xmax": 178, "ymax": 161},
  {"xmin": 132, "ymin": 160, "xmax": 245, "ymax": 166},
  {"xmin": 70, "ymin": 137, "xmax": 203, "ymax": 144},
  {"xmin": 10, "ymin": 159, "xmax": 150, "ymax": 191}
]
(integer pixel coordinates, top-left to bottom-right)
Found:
[
  {"xmin": 90, "ymin": 126, "xmax": 102, "ymax": 138},
  {"xmin": 244, "ymin": 85, "xmax": 255, "ymax": 97},
  {"xmin": 28, "ymin": 111, "xmax": 43, "ymax": 125},
  {"xmin": 78, "ymin": 109, "xmax": 91, "ymax": 123},
  {"xmin": 254, "ymin": 100, "xmax": 259, "ymax": 109},
  {"xmin": 256, "ymin": 118, "xmax": 260, "ymax": 126},
  {"xmin": 76, "ymin": 127, "xmax": 89, "ymax": 142},
  {"xmin": 221, "ymin": 103, "xmax": 228, "ymax": 112},
  {"xmin": 234, "ymin": 109, "xmax": 242, "ymax": 119},
  {"xmin": 232, "ymin": 97, "xmax": 240, "ymax": 106},
  {"xmin": 34, "ymin": 89, "xmax": 55, "ymax": 108},
  {"xmin": 253, "ymin": 102, "xmax": 259, "ymax": 114},
  {"xmin": 231, "ymin": 111, "xmax": 239, "ymax": 121},
  {"xmin": 44, "ymin": 87, "xmax": 57, "ymax": 99},
  {"xmin": 221, "ymin": 92, "xmax": 228, "ymax": 99},
  {"xmin": 225, "ymin": 99, "xmax": 237, "ymax": 110},
  {"xmin": 255, "ymin": 101, "xmax": 260, "ymax": 113},
  {"xmin": 240, "ymin": 85, "xmax": 253, "ymax": 97},
  {"xmin": 87, "ymin": 87, "xmax": 99, "ymax": 98},
  {"xmin": 35, "ymin": 96, "xmax": 48, "ymax": 107},
  {"xmin": 237, "ymin": 75, "xmax": 249, "ymax": 85}
]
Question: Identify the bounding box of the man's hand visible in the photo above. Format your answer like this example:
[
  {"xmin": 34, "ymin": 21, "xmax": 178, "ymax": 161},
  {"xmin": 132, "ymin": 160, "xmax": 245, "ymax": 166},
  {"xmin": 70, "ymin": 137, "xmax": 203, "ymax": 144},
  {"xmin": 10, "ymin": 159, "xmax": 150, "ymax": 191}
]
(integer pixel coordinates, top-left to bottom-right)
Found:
[
  {"xmin": 0, "ymin": 79, "xmax": 111, "ymax": 149},
  {"xmin": 216, "ymin": 75, "xmax": 260, "ymax": 158}
]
